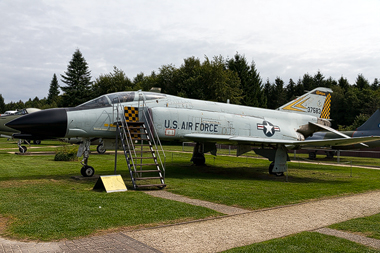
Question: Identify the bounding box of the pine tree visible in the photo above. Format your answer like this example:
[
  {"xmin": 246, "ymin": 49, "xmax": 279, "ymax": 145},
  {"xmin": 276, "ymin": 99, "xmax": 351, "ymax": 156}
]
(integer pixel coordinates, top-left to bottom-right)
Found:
[
  {"xmin": 60, "ymin": 49, "xmax": 92, "ymax": 107},
  {"xmin": 338, "ymin": 76, "xmax": 350, "ymax": 93},
  {"xmin": 47, "ymin": 74, "xmax": 59, "ymax": 104},
  {"xmin": 0, "ymin": 94, "xmax": 5, "ymax": 113},
  {"xmin": 227, "ymin": 53, "xmax": 264, "ymax": 107},
  {"xmin": 355, "ymin": 74, "xmax": 370, "ymax": 90},
  {"xmin": 285, "ymin": 79, "xmax": 296, "ymax": 101}
]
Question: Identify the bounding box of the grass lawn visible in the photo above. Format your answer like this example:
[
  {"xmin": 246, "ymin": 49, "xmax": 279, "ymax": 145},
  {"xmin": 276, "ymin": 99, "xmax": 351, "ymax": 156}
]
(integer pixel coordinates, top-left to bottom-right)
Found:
[
  {"xmin": 0, "ymin": 139, "xmax": 220, "ymax": 241},
  {"xmin": 164, "ymin": 150, "xmax": 380, "ymax": 210},
  {"xmin": 223, "ymin": 231, "xmax": 380, "ymax": 253},
  {"xmin": 1, "ymin": 139, "xmax": 380, "ymax": 242},
  {"xmin": 329, "ymin": 213, "xmax": 380, "ymax": 240}
]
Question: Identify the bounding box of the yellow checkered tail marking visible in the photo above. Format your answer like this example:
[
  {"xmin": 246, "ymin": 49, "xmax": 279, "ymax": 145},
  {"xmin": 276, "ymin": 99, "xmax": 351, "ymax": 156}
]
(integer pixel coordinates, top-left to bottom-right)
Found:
[{"xmin": 320, "ymin": 93, "xmax": 331, "ymax": 119}]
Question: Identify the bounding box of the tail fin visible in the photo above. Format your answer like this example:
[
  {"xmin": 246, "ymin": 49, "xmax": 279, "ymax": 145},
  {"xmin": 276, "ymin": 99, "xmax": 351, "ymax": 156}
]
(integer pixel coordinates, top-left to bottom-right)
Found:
[
  {"xmin": 277, "ymin": 87, "xmax": 332, "ymax": 119},
  {"xmin": 356, "ymin": 109, "xmax": 380, "ymax": 131}
]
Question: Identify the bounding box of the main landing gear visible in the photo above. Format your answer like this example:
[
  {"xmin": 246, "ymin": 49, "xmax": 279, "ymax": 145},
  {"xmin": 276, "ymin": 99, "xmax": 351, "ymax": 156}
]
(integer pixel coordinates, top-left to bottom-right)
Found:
[
  {"xmin": 268, "ymin": 162, "xmax": 284, "ymax": 177},
  {"xmin": 96, "ymin": 143, "xmax": 106, "ymax": 154},
  {"xmin": 191, "ymin": 143, "xmax": 206, "ymax": 166},
  {"xmin": 192, "ymin": 152, "xmax": 206, "ymax": 166},
  {"xmin": 254, "ymin": 145, "xmax": 288, "ymax": 176}
]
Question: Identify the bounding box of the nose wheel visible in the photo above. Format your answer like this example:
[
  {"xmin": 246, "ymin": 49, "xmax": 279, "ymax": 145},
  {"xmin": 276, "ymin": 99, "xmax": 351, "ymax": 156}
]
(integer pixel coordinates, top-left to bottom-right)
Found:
[
  {"xmin": 81, "ymin": 165, "xmax": 95, "ymax": 177},
  {"xmin": 79, "ymin": 139, "xmax": 95, "ymax": 177},
  {"xmin": 17, "ymin": 139, "xmax": 28, "ymax": 153}
]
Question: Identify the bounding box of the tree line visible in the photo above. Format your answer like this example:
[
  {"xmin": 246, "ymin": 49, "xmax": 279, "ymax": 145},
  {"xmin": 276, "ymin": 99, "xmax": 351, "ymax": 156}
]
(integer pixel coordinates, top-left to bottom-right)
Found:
[{"xmin": 0, "ymin": 49, "xmax": 379, "ymax": 130}]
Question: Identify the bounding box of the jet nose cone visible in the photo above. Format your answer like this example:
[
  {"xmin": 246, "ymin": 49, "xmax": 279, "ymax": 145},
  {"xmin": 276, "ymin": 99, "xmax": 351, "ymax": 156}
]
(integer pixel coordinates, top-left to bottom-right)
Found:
[{"xmin": 6, "ymin": 108, "xmax": 68, "ymax": 139}]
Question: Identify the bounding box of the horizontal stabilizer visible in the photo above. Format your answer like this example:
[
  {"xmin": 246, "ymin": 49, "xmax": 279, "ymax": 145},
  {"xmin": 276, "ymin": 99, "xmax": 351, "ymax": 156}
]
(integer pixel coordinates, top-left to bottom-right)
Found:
[
  {"xmin": 309, "ymin": 122, "xmax": 368, "ymax": 147},
  {"xmin": 309, "ymin": 122, "xmax": 350, "ymax": 139}
]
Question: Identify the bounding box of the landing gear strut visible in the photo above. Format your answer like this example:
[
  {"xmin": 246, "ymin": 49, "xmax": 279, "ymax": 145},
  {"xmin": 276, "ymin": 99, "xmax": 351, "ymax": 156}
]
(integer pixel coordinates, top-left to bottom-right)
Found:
[
  {"xmin": 79, "ymin": 139, "xmax": 95, "ymax": 177},
  {"xmin": 191, "ymin": 143, "xmax": 206, "ymax": 166},
  {"xmin": 17, "ymin": 139, "xmax": 27, "ymax": 153},
  {"xmin": 192, "ymin": 152, "xmax": 205, "ymax": 166},
  {"xmin": 268, "ymin": 162, "xmax": 284, "ymax": 177}
]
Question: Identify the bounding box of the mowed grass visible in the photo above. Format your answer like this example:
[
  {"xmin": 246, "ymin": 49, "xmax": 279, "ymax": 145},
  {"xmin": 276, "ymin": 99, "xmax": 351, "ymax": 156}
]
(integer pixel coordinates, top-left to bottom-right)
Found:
[
  {"xmin": 1, "ymin": 139, "xmax": 380, "ymax": 242},
  {"xmin": 223, "ymin": 232, "xmax": 380, "ymax": 253},
  {"xmin": 164, "ymin": 150, "xmax": 380, "ymax": 210},
  {"xmin": 330, "ymin": 213, "xmax": 380, "ymax": 240},
  {"xmin": 0, "ymin": 139, "xmax": 220, "ymax": 241}
]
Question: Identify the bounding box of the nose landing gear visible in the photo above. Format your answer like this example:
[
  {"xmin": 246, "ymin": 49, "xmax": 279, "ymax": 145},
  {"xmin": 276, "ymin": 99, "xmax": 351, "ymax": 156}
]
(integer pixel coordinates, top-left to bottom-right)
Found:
[{"xmin": 79, "ymin": 139, "xmax": 95, "ymax": 177}]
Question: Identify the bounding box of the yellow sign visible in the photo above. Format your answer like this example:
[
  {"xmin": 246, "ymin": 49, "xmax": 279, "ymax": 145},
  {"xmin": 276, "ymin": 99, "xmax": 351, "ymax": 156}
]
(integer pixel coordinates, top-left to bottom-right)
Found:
[{"xmin": 93, "ymin": 175, "xmax": 128, "ymax": 193}]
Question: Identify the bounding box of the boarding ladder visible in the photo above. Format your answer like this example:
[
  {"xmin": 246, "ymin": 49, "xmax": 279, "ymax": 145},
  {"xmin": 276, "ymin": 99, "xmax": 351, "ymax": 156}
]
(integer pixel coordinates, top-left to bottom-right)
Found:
[{"xmin": 113, "ymin": 94, "xmax": 166, "ymax": 189}]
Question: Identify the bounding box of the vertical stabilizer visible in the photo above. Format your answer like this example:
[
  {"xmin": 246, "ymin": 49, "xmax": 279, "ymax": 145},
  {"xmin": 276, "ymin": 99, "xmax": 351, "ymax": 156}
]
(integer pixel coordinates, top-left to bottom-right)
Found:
[
  {"xmin": 357, "ymin": 109, "xmax": 380, "ymax": 131},
  {"xmin": 277, "ymin": 87, "xmax": 332, "ymax": 119}
]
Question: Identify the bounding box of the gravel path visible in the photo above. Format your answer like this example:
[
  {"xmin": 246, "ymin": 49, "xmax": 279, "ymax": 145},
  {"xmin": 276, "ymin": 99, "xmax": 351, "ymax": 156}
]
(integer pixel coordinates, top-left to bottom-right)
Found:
[
  {"xmin": 316, "ymin": 228, "xmax": 380, "ymax": 250},
  {"xmin": 126, "ymin": 190, "xmax": 380, "ymax": 253},
  {"xmin": 1, "ymin": 191, "xmax": 380, "ymax": 252},
  {"xmin": 145, "ymin": 191, "xmax": 250, "ymax": 215}
]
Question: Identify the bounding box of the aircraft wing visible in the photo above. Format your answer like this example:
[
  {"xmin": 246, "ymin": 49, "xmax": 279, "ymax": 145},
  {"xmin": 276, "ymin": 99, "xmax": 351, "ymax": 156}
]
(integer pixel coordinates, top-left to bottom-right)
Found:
[{"xmin": 184, "ymin": 133, "xmax": 380, "ymax": 147}]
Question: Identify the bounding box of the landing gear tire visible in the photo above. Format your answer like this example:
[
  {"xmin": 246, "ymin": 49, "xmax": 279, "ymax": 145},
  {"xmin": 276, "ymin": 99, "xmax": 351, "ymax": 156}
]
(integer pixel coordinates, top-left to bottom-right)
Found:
[
  {"xmin": 81, "ymin": 165, "xmax": 95, "ymax": 177},
  {"xmin": 96, "ymin": 144, "xmax": 106, "ymax": 154},
  {"xmin": 268, "ymin": 162, "xmax": 284, "ymax": 177},
  {"xmin": 19, "ymin": 146, "xmax": 27, "ymax": 153},
  {"xmin": 308, "ymin": 151, "xmax": 316, "ymax": 160},
  {"xmin": 33, "ymin": 140, "xmax": 41, "ymax": 145},
  {"xmin": 192, "ymin": 153, "xmax": 205, "ymax": 166}
]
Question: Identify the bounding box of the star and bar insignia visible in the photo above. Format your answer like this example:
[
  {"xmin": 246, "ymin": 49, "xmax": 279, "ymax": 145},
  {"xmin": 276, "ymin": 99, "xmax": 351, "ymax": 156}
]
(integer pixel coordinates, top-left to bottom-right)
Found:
[{"xmin": 257, "ymin": 121, "xmax": 280, "ymax": 137}]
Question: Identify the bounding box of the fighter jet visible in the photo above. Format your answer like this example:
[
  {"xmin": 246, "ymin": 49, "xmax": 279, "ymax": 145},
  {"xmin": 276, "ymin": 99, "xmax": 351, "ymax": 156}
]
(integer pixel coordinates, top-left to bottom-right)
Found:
[
  {"xmin": 0, "ymin": 108, "xmax": 41, "ymax": 152},
  {"xmin": 306, "ymin": 109, "xmax": 380, "ymax": 158},
  {"xmin": 6, "ymin": 88, "xmax": 379, "ymax": 182}
]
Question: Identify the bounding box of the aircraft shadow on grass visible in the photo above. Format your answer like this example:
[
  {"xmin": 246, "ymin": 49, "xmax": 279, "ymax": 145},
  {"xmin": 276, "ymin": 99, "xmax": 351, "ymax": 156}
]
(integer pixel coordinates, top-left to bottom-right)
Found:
[{"xmin": 163, "ymin": 162, "xmax": 351, "ymax": 185}]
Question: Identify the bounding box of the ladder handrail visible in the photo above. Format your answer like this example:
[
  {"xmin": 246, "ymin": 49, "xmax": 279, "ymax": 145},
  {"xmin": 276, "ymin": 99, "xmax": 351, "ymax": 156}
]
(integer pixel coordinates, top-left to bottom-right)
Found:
[
  {"xmin": 137, "ymin": 92, "xmax": 166, "ymax": 176},
  {"xmin": 112, "ymin": 98, "xmax": 138, "ymax": 172},
  {"xmin": 112, "ymin": 93, "xmax": 166, "ymax": 189}
]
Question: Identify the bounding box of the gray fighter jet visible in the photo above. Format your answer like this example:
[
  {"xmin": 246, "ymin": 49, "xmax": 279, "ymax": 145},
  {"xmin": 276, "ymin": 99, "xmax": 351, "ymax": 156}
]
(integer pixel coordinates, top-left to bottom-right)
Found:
[
  {"xmin": 6, "ymin": 88, "xmax": 379, "ymax": 184},
  {"xmin": 0, "ymin": 108, "xmax": 41, "ymax": 152},
  {"xmin": 306, "ymin": 109, "xmax": 380, "ymax": 158}
]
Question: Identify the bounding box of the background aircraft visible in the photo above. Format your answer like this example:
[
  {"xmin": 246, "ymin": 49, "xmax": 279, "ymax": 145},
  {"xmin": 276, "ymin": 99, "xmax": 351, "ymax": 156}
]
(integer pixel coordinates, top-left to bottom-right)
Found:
[
  {"xmin": 6, "ymin": 88, "xmax": 379, "ymax": 189},
  {"xmin": 306, "ymin": 109, "xmax": 380, "ymax": 158},
  {"xmin": 1, "ymin": 110, "xmax": 18, "ymax": 116},
  {"xmin": 0, "ymin": 108, "xmax": 41, "ymax": 152}
]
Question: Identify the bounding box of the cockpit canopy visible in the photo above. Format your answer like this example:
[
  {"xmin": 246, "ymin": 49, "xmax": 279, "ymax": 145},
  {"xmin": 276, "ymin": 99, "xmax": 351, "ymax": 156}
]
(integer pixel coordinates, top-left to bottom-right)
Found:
[{"xmin": 76, "ymin": 91, "xmax": 166, "ymax": 109}]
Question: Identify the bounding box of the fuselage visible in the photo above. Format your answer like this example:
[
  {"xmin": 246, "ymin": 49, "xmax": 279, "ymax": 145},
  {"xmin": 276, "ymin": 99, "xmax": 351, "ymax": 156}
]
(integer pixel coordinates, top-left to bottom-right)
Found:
[{"xmin": 7, "ymin": 91, "xmax": 318, "ymax": 143}]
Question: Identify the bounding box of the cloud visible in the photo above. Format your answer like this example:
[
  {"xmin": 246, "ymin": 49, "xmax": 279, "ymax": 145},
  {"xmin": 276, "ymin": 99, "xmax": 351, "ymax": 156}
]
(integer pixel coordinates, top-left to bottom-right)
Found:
[{"xmin": 0, "ymin": 0, "xmax": 379, "ymax": 103}]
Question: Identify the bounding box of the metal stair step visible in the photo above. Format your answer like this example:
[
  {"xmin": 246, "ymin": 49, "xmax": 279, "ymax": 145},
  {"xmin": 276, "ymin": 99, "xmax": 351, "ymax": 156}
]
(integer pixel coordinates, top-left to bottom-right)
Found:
[
  {"xmin": 135, "ymin": 170, "xmax": 162, "ymax": 173},
  {"xmin": 135, "ymin": 184, "xmax": 166, "ymax": 189},
  {"xmin": 132, "ymin": 157, "xmax": 157, "ymax": 160},
  {"xmin": 135, "ymin": 177, "xmax": 163, "ymax": 180},
  {"xmin": 131, "ymin": 138, "xmax": 149, "ymax": 141}
]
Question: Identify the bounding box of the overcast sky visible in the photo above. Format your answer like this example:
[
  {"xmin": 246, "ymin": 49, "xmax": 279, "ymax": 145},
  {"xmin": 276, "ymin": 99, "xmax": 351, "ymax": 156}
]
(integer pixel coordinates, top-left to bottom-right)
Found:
[{"xmin": 1, "ymin": 0, "xmax": 379, "ymax": 103}]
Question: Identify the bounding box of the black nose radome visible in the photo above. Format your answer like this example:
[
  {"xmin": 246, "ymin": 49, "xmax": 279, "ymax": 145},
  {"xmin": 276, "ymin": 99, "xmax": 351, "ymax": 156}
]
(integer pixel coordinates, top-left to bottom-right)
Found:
[{"xmin": 6, "ymin": 108, "xmax": 67, "ymax": 139}]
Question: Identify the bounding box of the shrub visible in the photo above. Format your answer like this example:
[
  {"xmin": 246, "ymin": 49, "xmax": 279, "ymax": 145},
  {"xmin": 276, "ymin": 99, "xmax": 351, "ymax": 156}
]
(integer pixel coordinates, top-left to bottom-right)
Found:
[{"xmin": 54, "ymin": 145, "xmax": 78, "ymax": 161}]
